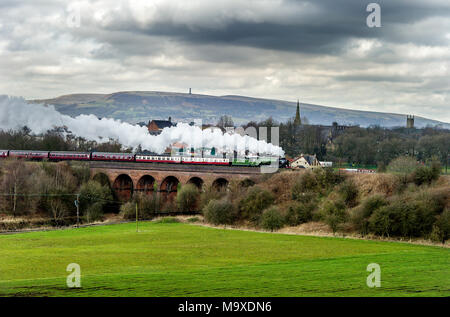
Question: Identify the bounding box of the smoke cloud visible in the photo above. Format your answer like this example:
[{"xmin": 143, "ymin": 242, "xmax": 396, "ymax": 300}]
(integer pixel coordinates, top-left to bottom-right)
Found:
[{"xmin": 0, "ymin": 96, "xmax": 284, "ymax": 156}]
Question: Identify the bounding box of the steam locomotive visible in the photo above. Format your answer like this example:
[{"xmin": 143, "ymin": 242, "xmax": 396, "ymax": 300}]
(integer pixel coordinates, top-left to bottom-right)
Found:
[{"xmin": 0, "ymin": 150, "xmax": 290, "ymax": 168}]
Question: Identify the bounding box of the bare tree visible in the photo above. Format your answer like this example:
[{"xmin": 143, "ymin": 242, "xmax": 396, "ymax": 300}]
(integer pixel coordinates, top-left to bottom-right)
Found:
[
  {"xmin": 217, "ymin": 115, "xmax": 234, "ymax": 130},
  {"xmin": 0, "ymin": 159, "xmax": 34, "ymax": 215}
]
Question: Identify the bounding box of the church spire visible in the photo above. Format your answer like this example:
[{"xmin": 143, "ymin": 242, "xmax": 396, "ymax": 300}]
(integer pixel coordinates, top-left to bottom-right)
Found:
[{"xmin": 294, "ymin": 99, "xmax": 301, "ymax": 126}]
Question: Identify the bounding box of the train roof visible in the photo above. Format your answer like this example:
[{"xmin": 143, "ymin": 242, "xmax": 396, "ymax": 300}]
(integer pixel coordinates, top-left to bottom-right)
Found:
[
  {"xmin": 135, "ymin": 153, "xmax": 164, "ymax": 156},
  {"xmin": 91, "ymin": 152, "xmax": 134, "ymax": 155},
  {"xmin": 49, "ymin": 151, "xmax": 90, "ymax": 154},
  {"xmin": 9, "ymin": 150, "xmax": 49, "ymax": 153}
]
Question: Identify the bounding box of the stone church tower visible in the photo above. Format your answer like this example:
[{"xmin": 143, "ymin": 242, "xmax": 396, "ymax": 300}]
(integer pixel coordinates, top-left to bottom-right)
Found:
[{"xmin": 406, "ymin": 115, "xmax": 414, "ymax": 128}]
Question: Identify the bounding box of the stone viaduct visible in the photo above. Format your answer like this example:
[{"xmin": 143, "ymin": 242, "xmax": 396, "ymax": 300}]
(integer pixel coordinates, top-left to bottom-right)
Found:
[{"xmin": 89, "ymin": 161, "xmax": 262, "ymax": 202}]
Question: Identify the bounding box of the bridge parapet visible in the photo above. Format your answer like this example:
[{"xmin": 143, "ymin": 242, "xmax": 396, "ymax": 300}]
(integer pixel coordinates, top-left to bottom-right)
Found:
[
  {"xmin": 89, "ymin": 161, "xmax": 262, "ymax": 175},
  {"xmin": 89, "ymin": 161, "xmax": 260, "ymax": 203}
]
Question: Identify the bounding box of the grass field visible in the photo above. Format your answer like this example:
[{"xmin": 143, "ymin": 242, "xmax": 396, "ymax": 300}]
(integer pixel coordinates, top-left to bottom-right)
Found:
[{"xmin": 0, "ymin": 221, "xmax": 448, "ymax": 297}]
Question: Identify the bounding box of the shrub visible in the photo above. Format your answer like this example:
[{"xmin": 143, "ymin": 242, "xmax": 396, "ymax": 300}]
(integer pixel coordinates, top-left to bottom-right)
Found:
[
  {"xmin": 407, "ymin": 188, "xmax": 448, "ymax": 236},
  {"xmin": 261, "ymin": 172, "xmax": 298, "ymax": 203},
  {"xmin": 368, "ymin": 205, "xmax": 396, "ymax": 237},
  {"xmin": 187, "ymin": 217, "xmax": 200, "ymax": 223},
  {"xmin": 387, "ymin": 156, "xmax": 419, "ymax": 175},
  {"xmin": 70, "ymin": 163, "xmax": 91, "ymax": 185},
  {"xmin": 79, "ymin": 180, "xmax": 113, "ymax": 214},
  {"xmin": 314, "ymin": 167, "xmax": 344, "ymax": 190},
  {"xmin": 351, "ymin": 195, "xmax": 387, "ymax": 235},
  {"xmin": 292, "ymin": 191, "xmax": 317, "ymax": 204},
  {"xmin": 431, "ymin": 209, "xmax": 450, "ymax": 244},
  {"xmin": 338, "ymin": 180, "xmax": 359, "ymax": 207},
  {"xmin": 203, "ymin": 199, "xmax": 236, "ymax": 225},
  {"xmin": 200, "ymin": 185, "xmax": 226, "ymax": 209},
  {"xmin": 136, "ymin": 193, "xmax": 158, "ymax": 219},
  {"xmin": 160, "ymin": 198, "xmax": 177, "ymax": 213},
  {"xmin": 176, "ymin": 184, "xmax": 200, "ymax": 212},
  {"xmin": 285, "ymin": 201, "xmax": 316, "ymax": 226},
  {"xmin": 120, "ymin": 202, "xmax": 136, "ymax": 220},
  {"xmin": 352, "ymin": 173, "xmax": 400, "ymax": 197},
  {"xmin": 84, "ymin": 202, "xmax": 104, "ymax": 223},
  {"xmin": 319, "ymin": 200, "xmax": 348, "ymax": 233},
  {"xmin": 413, "ymin": 161, "xmax": 441, "ymax": 186},
  {"xmin": 292, "ymin": 171, "xmax": 318, "ymax": 197},
  {"xmin": 389, "ymin": 201, "xmax": 418, "ymax": 237},
  {"xmin": 418, "ymin": 188, "xmax": 448, "ymax": 214},
  {"xmin": 239, "ymin": 186, "xmax": 275, "ymax": 223},
  {"xmin": 260, "ymin": 207, "xmax": 284, "ymax": 232},
  {"xmin": 368, "ymin": 197, "xmax": 426, "ymax": 238},
  {"xmin": 120, "ymin": 193, "xmax": 158, "ymax": 220}
]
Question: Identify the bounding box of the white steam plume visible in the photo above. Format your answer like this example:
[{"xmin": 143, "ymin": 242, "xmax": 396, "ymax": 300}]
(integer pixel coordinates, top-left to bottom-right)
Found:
[{"xmin": 0, "ymin": 96, "xmax": 284, "ymax": 156}]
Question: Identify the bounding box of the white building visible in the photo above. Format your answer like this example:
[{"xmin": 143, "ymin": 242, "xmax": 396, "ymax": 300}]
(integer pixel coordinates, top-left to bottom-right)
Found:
[{"xmin": 290, "ymin": 154, "xmax": 321, "ymax": 170}]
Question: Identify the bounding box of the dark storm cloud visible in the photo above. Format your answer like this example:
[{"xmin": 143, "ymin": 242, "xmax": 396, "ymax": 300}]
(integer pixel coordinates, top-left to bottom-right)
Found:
[{"xmin": 89, "ymin": 0, "xmax": 450, "ymax": 55}]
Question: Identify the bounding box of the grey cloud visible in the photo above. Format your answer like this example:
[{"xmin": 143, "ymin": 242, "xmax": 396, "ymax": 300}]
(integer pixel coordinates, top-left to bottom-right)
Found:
[
  {"xmin": 336, "ymin": 75, "xmax": 424, "ymax": 84},
  {"xmin": 84, "ymin": 0, "xmax": 450, "ymax": 55},
  {"xmin": 0, "ymin": 0, "xmax": 449, "ymax": 122}
]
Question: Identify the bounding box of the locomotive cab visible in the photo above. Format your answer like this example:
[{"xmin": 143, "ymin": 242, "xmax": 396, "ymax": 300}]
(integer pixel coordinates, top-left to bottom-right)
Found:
[{"xmin": 279, "ymin": 157, "xmax": 290, "ymax": 168}]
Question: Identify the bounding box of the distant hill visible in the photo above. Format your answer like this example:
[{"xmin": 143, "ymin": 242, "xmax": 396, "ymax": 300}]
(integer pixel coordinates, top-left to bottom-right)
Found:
[{"xmin": 29, "ymin": 91, "xmax": 450, "ymax": 129}]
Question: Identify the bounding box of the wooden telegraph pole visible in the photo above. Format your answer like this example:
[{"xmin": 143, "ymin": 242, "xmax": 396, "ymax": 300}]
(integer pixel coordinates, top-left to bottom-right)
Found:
[
  {"xmin": 75, "ymin": 194, "xmax": 80, "ymax": 228},
  {"xmin": 136, "ymin": 202, "xmax": 139, "ymax": 233}
]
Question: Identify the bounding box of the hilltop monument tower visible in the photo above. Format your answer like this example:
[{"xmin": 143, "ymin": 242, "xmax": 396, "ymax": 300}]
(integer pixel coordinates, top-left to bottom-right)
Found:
[
  {"xmin": 294, "ymin": 100, "xmax": 301, "ymax": 126},
  {"xmin": 406, "ymin": 115, "xmax": 415, "ymax": 128}
]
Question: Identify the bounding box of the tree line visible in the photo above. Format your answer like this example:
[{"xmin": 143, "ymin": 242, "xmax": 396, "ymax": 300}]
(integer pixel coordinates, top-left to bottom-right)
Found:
[
  {"xmin": 218, "ymin": 115, "xmax": 449, "ymax": 169},
  {"xmin": 0, "ymin": 127, "xmax": 130, "ymax": 153}
]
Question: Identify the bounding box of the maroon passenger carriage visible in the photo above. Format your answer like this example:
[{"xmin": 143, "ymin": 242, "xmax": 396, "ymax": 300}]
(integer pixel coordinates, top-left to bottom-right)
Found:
[
  {"xmin": 9, "ymin": 150, "xmax": 49, "ymax": 160},
  {"xmin": 91, "ymin": 152, "xmax": 135, "ymax": 162},
  {"xmin": 49, "ymin": 151, "xmax": 91, "ymax": 161}
]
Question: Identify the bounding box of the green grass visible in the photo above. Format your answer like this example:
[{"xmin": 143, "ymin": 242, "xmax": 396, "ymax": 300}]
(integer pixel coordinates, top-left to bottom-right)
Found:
[{"xmin": 0, "ymin": 222, "xmax": 448, "ymax": 297}]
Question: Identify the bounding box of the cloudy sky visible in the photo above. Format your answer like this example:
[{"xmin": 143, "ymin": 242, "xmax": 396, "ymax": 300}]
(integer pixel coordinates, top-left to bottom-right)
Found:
[{"xmin": 0, "ymin": 0, "xmax": 449, "ymax": 122}]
